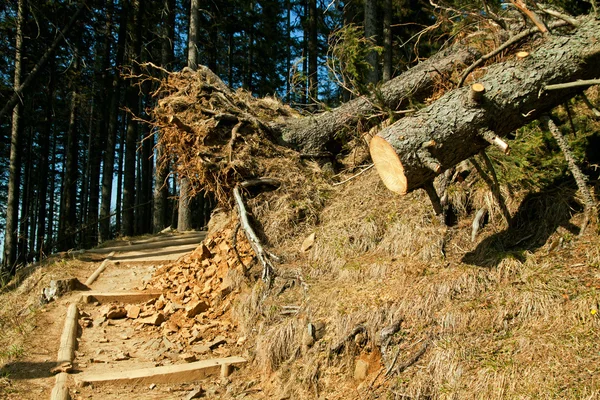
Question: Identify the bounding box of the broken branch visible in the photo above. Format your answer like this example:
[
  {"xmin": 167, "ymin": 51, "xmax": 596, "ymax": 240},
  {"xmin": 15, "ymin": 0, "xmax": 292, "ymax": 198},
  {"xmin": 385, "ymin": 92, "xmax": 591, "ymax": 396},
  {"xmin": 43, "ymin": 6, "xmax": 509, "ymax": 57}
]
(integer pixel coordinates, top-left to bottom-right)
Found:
[
  {"xmin": 544, "ymin": 79, "xmax": 600, "ymax": 91},
  {"xmin": 539, "ymin": 116, "xmax": 597, "ymax": 235}
]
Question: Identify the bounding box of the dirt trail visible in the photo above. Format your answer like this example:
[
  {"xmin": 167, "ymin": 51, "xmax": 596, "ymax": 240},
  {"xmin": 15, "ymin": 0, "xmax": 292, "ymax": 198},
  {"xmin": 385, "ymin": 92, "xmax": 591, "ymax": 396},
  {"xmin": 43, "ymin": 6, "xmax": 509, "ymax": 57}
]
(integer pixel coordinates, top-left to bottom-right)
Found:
[{"xmin": 2, "ymin": 232, "xmax": 237, "ymax": 400}]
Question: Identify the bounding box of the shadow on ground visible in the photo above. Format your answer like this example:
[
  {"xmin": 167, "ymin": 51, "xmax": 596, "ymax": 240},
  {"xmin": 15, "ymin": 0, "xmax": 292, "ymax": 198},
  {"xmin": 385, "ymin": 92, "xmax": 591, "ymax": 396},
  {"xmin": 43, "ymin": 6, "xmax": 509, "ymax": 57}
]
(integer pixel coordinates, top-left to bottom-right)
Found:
[
  {"xmin": 1, "ymin": 361, "xmax": 56, "ymax": 380},
  {"xmin": 463, "ymin": 176, "xmax": 582, "ymax": 268}
]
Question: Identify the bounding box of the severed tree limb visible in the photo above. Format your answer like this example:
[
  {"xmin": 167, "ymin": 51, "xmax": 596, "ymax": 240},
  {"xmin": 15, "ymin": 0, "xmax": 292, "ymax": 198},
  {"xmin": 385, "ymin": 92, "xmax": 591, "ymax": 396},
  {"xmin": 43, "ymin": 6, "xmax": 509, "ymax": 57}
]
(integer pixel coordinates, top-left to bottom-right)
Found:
[
  {"xmin": 233, "ymin": 184, "xmax": 276, "ymax": 284},
  {"xmin": 470, "ymin": 154, "xmax": 512, "ymax": 225},
  {"xmin": 581, "ymin": 93, "xmax": 600, "ymax": 118},
  {"xmin": 539, "ymin": 116, "xmax": 597, "ymax": 235},
  {"xmin": 536, "ymin": 4, "xmax": 580, "ymax": 27},
  {"xmin": 544, "ymin": 79, "xmax": 600, "ymax": 91},
  {"xmin": 458, "ymin": 20, "xmax": 568, "ymax": 87}
]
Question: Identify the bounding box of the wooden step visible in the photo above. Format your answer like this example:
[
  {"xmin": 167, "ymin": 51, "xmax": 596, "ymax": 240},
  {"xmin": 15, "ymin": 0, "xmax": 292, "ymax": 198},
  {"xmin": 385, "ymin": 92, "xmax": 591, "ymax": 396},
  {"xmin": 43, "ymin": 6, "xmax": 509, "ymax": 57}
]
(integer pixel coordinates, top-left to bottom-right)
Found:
[
  {"xmin": 87, "ymin": 232, "xmax": 206, "ymax": 254},
  {"xmin": 75, "ymin": 356, "xmax": 247, "ymax": 386},
  {"xmin": 81, "ymin": 291, "xmax": 163, "ymax": 304}
]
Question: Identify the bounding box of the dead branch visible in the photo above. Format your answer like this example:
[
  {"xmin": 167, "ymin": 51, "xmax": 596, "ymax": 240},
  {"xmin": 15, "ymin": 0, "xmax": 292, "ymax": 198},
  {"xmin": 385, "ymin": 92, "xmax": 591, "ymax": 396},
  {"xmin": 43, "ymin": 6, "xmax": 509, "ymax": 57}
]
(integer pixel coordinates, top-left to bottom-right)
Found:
[
  {"xmin": 330, "ymin": 325, "xmax": 367, "ymax": 355},
  {"xmin": 536, "ymin": 4, "xmax": 580, "ymax": 27},
  {"xmin": 471, "ymin": 207, "xmax": 488, "ymax": 242},
  {"xmin": 233, "ymin": 184, "xmax": 276, "ymax": 284},
  {"xmin": 470, "ymin": 153, "xmax": 512, "ymax": 225},
  {"xmin": 545, "ymin": 79, "xmax": 600, "ymax": 91},
  {"xmin": 539, "ymin": 116, "xmax": 597, "ymax": 235},
  {"xmin": 459, "ymin": 20, "xmax": 568, "ymax": 87},
  {"xmin": 509, "ymin": 0, "xmax": 549, "ymax": 34},
  {"xmin": 581, "ymin": 93, "xmax": 600, "ymax": 118},
  {"xmin": 394, "ymin": 340, "xmax": 429, "ymax": 375},
  {"xmin": 332, "ymin": 164, "xmax": 374, "ymax": 186}
]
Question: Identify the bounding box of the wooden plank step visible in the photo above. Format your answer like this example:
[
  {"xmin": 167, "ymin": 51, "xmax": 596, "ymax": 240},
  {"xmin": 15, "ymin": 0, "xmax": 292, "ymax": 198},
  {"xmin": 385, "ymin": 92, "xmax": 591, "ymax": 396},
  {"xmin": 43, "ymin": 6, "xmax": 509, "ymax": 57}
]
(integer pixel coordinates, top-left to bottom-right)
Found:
[
  {"xmin": 87, "ymin": 232, "xmax": 206, "ymax": 254},
  {"xmin": 75, "ymin": 356, "xmax": 247, "ymax": 386},
  {"xmin": 81, "ymin": 291, "xmax": 163, "ymax": 304}
]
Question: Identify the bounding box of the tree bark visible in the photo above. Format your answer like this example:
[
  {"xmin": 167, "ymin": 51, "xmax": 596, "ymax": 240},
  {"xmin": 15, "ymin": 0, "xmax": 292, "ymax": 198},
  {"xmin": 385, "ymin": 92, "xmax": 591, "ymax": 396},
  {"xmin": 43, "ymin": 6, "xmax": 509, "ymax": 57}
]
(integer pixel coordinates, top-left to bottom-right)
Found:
[
  {"xmin": 271, "ymin": 45, "xmax": 480, "ymax": 154},
  {"xmin": 122, "ymin": 0, "xmax": 143, "ymax": 237},
  {"xmin": 153, "ymin": 0, "xmax": 175, "ymax": 233},
  {"xmin": 176, "ymin": 0, "xmax": 200, "ymax": 232},
  {"xmin": 58, "ymin": 49, "xmax": 80, "ymax": 251},
  {"xmin": 178, "ymin": 177, "xmax": 193, "ymax": 231},
  {"xmin": 369, "ymin": 17, "xmax": 600, "ymax": 195},
  {"xmin": 307, "ymin": 0, "xmax": 318, "ymax": 103},
  {"xmin": 100, "ymin": 0, "xmax": 128, "ymax": 242},
  {"xmin": 3, "ymin": 0, "xmax": 26, "ymax": 273},
  {"xmin": 37, "ymin": 57, "xmax": 55, "ymax": 259},
  {"xmin": 364, "ymin": 0, "xmax": 378, "ymax": 84},
  {"xmin": 382, "ymin": 0, "xmax": 392, "ymax": 82}
]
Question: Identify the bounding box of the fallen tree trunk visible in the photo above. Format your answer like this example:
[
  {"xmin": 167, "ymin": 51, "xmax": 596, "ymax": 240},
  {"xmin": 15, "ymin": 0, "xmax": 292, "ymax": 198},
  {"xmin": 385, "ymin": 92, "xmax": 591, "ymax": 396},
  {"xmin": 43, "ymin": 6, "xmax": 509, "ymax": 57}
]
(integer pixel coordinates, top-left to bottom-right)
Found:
[
  {"xmin": 271, "ymin": 45, "xmax": 481, "ymax": 154},
  {"xmin": 370, "ymin": 16, "xmax": 600, "ymax": 195}
]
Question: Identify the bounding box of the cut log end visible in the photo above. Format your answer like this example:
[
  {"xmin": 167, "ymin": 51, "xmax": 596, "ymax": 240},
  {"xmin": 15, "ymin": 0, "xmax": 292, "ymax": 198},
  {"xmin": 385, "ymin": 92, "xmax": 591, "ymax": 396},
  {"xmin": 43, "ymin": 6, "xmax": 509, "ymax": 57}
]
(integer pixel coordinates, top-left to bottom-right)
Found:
[
  {"xmin": 470, "ymin": 83, "xmax": 486, "ymax": 104},
  {"xmin": 369, "ymin": 136, "xmax": 408, "ymax": 195}
]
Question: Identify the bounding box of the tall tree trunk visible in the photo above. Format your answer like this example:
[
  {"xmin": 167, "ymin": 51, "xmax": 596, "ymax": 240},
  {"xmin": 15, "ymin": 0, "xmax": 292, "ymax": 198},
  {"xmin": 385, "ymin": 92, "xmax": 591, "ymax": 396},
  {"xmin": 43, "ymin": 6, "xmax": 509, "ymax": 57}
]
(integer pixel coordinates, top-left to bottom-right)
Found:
[
  {"xmin": 19, "ymin": 125, "xmax": 32, "ymax": 262},
  {"xmin": 86, "ymin": 0, "xmax": 114, "ymax": 248},
  {"xmin": 123, "ymin": 0, "xmax": 143, "ymax": 237},
  {"xmin": 58, "ymin": 49, "xmax": 80, "ymax": 251},
  {"xmin": 3, "ymin": 0, "xmax": 26, "ymax": 274},
  {"xmin": 382, "ymin": 0, "xmax": 392, "ymax": 82},
  {"xmin": 116, "ymin": 123, "xmax": 124, "ymax": 234},
  {"xmin": 307, "ymin": 0, "xmax": 318, "ymax": 103},
  {"xmin": 188, "ymin": 0, "xmax": 199, "ymax": 70},
  {"xmin": 37, "ymin": 57, "xmax": 54, "ymax": 259},
  {"xmin": 178, "ymin": 0, "xmax": 200, "ymax": 232},
  {"xmin": 286, "ymin": 0, "xmax": 291, "ymax": 103},
  {"xmin": 364, "ymin": 0, "xmax": 378, "ymax": 84},
  {"xmin": 47, "ymin": 124, "xmax": 57, "ymax": 253},
  {"xmin": 178, "ymin": 176, "xmax": 193, "ymax": 231},
  {"xmin": 100, "ymin": 0, "xmax": 128, "ymax": 242},
  {"xmin": 153, "ymin": 0, "xmax": 175, "ymax": 233}
]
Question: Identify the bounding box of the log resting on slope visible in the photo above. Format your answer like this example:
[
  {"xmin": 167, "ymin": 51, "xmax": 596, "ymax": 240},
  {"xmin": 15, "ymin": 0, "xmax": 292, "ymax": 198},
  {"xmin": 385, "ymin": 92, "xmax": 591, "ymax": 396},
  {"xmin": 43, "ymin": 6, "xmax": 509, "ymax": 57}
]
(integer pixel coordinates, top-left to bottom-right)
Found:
[
  {"xmin": 370, "ymin": 16, "xmax": 600, "ymax": 195},
  {"xmin": 271, "ymin": 45, "xmax": 481, "ymax": 154}
]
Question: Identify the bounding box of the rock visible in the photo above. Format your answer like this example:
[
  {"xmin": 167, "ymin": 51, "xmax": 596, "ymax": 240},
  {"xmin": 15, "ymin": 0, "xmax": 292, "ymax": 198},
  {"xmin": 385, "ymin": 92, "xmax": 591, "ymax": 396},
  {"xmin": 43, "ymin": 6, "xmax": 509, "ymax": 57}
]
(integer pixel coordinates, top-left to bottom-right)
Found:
[
  {"xmin": 126, "ymin": 305, "xmax": 141, "ymax": 319},
  {"xmin": 179, "ymin": 353, "xmax": 197, "ymax": 362},
  {"xmin": 185, "ymin": 387, "xmax": 204, "ymax": 400},
  {"xmin": 186, "ymin": 301, "xmax": 210, "ymax": 318},
  {"xmin": 206, "ymin": 335, "xmax": 227, "ymax": 349},
  {"xmin": 114, "ymin": 352, "xmax": 130, "ymax": 361},
  {"xmin": 191, "ymin": 345, "xmax": 211, "ymax": 355},
  {"xmin": 354, "ymin": 359, "xmax": 369, "ymax": 381},
  {"xmin": 41, "ymin": 278, "xmax": 88, "ymax": 304},
  {"xmin": 139, "ymin": 312, "xmax": 165, "ymax": 326},
  {"xmin": 300, "ymin": 233, "xmax": 316, "ymax": 252},
  {"xmin": 100, "ymin": 304, "xmax": 127, "ymax": 320}
]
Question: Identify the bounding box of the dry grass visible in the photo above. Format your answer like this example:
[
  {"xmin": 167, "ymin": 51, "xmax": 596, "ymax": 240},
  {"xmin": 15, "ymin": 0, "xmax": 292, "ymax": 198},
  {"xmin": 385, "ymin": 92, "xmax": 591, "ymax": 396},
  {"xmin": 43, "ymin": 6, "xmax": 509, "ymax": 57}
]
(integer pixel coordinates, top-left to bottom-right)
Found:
[{"xmin": 225, "ymin": 148, "xmax": 600, "ymax": 399}]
